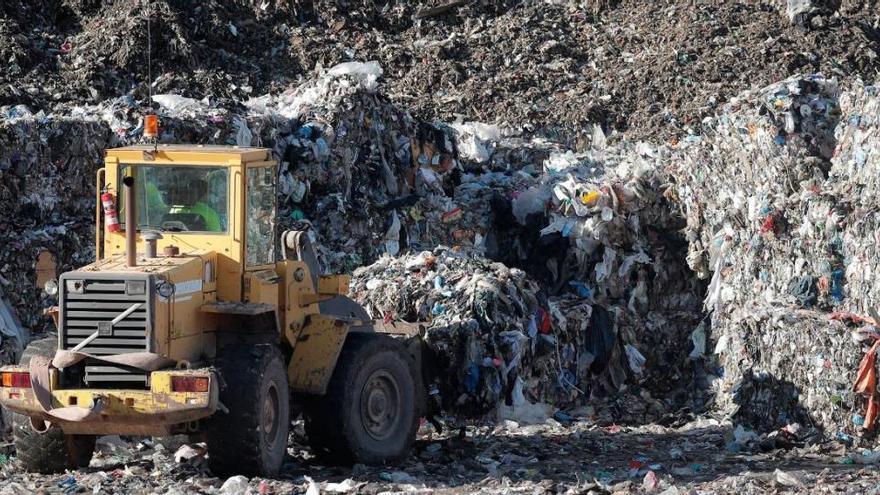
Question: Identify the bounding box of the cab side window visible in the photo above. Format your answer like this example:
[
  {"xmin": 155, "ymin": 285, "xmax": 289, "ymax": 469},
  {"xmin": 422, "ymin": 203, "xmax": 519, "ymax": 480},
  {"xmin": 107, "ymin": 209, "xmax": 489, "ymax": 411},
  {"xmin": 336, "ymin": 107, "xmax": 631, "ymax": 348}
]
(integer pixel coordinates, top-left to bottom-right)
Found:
[{"xmin": 246, "ymin": 167, "xmax": 276, "ymax": 266}]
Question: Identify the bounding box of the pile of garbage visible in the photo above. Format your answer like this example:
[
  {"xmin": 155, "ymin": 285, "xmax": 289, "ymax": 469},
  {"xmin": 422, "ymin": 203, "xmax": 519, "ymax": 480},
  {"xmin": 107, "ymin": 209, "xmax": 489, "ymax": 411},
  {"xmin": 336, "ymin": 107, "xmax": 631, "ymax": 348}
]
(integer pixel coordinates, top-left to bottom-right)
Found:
[
  {"xmin": 709, "ymin": 303, "xmax": 862, "ymax": 433},
  {"xmin": 352, "ymin": 249, "xmax": 547, "ymax": 416},
  {"xmin": 665, "ymin": 74, "xmax": 880, "ymax": 439},
  {"xmin": 0, "ymin": 57, "xmax": 715, "ymax": 425},
  {"xmin": 0, "ymin": 116, "xmax": 114, "ymax": 332},
  {"xmin": 352, "ymin": 249, "xmax": 676, "ymax": 420},
  {"xmin": 351, "ymin": 138, "xmax": 710, "ymax": 420},
  {"xmin": 827, "ymin": 80, "xmax": 880, "ymax": 314},
  {"xmin": 509, "ymin": 143, "xmax": 708, "ymax": 402},
  {"xmin": 4, "ymin": 59, "xmax": 878, "ymax": 440},
  {"xmin": 6, "ymin": 2, "xmax": 880, "ymax": 489},
  {"xmin": 669, "ymin": 75, "xmax": 841, "ymax": 302},
  {"xmin": 241, "ymin": 61, "xmax": 463, "ymax": 273}
]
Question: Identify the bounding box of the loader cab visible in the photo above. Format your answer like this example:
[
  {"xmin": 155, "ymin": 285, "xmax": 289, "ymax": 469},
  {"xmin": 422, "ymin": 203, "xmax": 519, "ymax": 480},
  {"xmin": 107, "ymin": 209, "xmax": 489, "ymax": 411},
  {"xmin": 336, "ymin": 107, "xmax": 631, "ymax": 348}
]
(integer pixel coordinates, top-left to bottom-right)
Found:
[{"xmin": 100, "ymin": 145, "xmax": 277, "ymax": 302}]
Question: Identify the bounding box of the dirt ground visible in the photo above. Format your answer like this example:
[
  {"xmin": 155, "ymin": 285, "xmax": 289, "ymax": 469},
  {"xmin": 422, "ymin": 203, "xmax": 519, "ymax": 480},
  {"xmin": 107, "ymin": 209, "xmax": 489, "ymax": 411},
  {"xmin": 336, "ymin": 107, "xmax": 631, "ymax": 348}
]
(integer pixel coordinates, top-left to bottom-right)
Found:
[{"xmin": 1, "ymin": 417, "xmax": 877, "ymax": 494}]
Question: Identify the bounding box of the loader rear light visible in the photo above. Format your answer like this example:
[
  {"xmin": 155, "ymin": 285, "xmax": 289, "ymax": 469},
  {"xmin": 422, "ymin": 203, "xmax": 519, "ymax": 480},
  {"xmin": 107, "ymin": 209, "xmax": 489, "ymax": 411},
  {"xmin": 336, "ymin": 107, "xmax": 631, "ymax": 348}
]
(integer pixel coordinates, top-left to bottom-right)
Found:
[
  {"xmin": 171, "ymin": 376, "xmax": 209, "ymax": 393},
  {"xmin": 1, "ymin": 372, "xmax": 31, "ymax": 388}
]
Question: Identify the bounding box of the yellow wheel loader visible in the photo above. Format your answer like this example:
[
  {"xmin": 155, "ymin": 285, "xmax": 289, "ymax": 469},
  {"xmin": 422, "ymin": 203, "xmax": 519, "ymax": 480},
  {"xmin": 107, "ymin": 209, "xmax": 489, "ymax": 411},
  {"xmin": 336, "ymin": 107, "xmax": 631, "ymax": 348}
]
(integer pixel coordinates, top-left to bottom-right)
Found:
[{"xmin": 0, "ymin": 144, "xmax": 424, "ymax": 476}]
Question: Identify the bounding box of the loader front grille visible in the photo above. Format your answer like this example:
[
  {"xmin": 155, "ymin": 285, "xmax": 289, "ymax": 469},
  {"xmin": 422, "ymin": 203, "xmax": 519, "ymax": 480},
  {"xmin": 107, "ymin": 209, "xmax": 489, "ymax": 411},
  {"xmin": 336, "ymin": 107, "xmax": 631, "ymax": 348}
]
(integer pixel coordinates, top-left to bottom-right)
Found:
[{"xmin": 59, "ymin": 275, "xmax": 153, "ymax": 387}]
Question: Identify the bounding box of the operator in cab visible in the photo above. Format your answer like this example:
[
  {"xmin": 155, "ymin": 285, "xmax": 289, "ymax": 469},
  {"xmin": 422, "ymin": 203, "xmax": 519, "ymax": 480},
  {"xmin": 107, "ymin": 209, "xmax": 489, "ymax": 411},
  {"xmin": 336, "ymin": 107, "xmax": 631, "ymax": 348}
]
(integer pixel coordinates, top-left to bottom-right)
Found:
[
  {"xmin": 122, "ymin": 164, "xmax": 227, "ymax": 232},
  {"xmin": 165, "ymin": 178, "xmax": 222, "ymax": 232}
]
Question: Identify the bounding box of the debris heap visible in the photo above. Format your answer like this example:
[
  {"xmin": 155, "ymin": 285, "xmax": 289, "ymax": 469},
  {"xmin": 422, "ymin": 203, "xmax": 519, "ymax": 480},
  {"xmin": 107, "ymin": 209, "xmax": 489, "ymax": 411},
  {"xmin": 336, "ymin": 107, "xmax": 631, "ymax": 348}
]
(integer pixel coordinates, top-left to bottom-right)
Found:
[
  {"xmin": 241, "ymin": 61, "xmax": 460, "ymax": 273},
  {"xmin": 667, "ymin": 75, "xmax": 880, "ymax": 437},
  {"xmin": 0, "ymin": 116, "xmax": 113, "ymax": 330},
  {"xmin": 502, "ymin": 144, "xmax": 708, "ymax": 409},
  {"xmin": 352, "ymin": 249, "xmax": 544, "ymax": 416},
  {"xmin": 4, "ymin": 56, "xmax": 880, "ymax": 438},
  {"xmin": 352, "ymin": 141, "xmax": 709, "ymax": 421}
]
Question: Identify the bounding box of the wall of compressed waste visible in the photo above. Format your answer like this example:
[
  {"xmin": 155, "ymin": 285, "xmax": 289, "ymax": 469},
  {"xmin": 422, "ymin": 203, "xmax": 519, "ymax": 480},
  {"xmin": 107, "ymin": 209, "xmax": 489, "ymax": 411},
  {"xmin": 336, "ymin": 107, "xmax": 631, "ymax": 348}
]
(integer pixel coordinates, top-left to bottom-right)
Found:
[
  {"xmin": 0, "ymin": 118, "xmax": 114, "ymax": 331},
  {"xmin": 666, "ymin": 75, "xmax": 880, "ymax": 439},
  {"xmin": 4, "ymin": 63, "xmax": 880, "ymax": 441}
]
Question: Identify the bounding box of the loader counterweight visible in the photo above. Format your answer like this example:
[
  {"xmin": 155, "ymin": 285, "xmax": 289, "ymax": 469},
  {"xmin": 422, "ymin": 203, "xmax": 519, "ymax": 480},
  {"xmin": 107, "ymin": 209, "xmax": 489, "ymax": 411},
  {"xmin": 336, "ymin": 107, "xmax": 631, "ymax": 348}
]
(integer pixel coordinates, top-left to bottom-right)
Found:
[{"xmin": 1, "ymin": 367, "xmax": 217, "ymax": 436}]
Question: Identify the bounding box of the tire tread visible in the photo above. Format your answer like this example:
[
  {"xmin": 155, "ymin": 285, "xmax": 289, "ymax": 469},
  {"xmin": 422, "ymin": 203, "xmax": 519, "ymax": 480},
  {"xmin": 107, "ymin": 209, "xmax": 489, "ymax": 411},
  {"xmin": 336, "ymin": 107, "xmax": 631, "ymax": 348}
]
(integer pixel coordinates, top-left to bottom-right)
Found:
[
  {"xmin": 11, "ymin": 337, "xmax": 96, "ymax": 474},
  {"xmin": 302, "ymin": 333, "xmax": 420, "ymax": 465},
  {"xmin": 206, "ymin": 344, "xmax": 289, "ymax": 477}
]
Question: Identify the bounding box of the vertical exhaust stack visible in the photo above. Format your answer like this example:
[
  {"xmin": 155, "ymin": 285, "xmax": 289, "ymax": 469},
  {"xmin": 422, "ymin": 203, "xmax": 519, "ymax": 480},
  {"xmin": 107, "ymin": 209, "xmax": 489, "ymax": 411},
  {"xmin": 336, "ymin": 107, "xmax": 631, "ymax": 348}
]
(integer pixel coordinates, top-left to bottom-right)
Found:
[{"xmin": 123, "ymin": 176, "xmax": 136, "ymax": 267}]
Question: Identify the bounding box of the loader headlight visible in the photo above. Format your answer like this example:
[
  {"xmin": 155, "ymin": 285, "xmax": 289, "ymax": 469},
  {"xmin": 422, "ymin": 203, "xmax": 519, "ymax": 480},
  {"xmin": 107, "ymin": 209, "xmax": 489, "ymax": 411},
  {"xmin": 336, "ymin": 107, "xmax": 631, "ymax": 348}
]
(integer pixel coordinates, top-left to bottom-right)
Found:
[
  {"xmin": 43, "ymin": 279, "xmax": 58, "ymax": 296},
  {"xmin": 125, "ymin": 280, "xmax": 146, "ymax": 295}
]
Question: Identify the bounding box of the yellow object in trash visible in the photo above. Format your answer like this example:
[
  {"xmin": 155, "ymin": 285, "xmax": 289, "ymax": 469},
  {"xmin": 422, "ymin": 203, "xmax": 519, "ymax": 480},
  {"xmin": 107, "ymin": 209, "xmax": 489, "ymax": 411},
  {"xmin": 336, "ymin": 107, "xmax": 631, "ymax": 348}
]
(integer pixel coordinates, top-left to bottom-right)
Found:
[{"xmin": 581, "ymin": 190, "xmax": 601, "ymax": 206}]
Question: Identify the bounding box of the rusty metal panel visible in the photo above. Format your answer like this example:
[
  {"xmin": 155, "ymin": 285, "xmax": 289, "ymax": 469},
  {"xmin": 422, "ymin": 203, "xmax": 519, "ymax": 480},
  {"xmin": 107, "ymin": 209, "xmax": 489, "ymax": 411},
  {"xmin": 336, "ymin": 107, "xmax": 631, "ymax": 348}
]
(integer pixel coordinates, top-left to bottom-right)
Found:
[
  {"xmin": 288, "ymin": 314, "xmax": 349, "ymax": 395},
  {"xmin": 317, "ymin": 274, "xmax": 351, "ymax": 295},
  {"xmin": 200, "ymin": 301, "xmax": 275, "ymax": 315}
]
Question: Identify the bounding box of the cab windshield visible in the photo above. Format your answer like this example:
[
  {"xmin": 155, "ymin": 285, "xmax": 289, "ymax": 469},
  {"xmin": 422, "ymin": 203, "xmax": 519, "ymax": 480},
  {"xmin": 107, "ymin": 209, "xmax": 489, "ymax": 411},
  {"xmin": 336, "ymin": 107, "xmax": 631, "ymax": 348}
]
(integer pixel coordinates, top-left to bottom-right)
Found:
[{"xmin": 120, "ymin": 164, "xmax": 228, "ymax": 233}]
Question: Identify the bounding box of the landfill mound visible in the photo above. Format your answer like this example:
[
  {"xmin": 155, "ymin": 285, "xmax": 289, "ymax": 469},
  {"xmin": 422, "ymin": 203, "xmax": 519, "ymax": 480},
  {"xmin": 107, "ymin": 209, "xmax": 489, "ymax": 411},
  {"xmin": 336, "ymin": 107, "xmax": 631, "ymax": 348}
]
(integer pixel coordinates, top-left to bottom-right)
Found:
[
  {"xmin": 5, "ymin": 59, "xmax": 880, "ymax": 440},
  {"xmin": 0, "ymin": 0, "xmax": 304, "ymax": 108},
  {"xmin": 3, "ymin": 1, "xmax": 879, "ymax": 143},
  {"xmin": 2, "ymin": 54, "xmax": 713, "ymax": 423},
  {"xmin": 318, "ymin": 0, "xmax": 879, "ymax": 143}
]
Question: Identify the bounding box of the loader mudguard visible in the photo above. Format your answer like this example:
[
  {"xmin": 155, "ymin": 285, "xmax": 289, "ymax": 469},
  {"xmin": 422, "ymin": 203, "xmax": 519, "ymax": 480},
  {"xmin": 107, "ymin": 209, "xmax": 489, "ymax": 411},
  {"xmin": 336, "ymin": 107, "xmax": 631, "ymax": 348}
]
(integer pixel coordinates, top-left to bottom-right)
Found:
[{"xmin": 288, "ymin": 313, "xmax": 354, "ymax": 395}]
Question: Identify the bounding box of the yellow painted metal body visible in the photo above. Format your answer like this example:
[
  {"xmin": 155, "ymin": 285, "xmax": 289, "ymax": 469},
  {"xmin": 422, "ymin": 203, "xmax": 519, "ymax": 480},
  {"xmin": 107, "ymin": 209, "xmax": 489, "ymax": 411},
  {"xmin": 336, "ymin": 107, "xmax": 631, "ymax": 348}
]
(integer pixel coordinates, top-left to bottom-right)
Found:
[
  {"xmin": 274, "ymin": 262, "xmax": 354, "ymax": 390},
  {"xmin": 288, "ymin": 314, "xmax": 350, "ymax": 394},
  {"xmin": 97, "ymin": 145, "xmax": 289, "ymax": 364},
  {"xmin": 102, "ymin": 145, "xmax": 268, "ymax": 303},
  {"xmin": 78, "ymin": 253, "xmax": 219, "ymax": 361},
  {"xmin": 0, "ymin": 144, "xmax": 362, "ymax": 434}
]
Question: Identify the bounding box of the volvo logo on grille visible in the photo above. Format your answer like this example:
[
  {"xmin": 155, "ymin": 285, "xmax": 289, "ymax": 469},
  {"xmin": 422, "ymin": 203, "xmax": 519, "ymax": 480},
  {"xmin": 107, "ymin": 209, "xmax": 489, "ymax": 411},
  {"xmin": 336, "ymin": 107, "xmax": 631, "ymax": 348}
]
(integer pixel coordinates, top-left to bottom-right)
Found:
[{"xmin": 97, "ymin": 321, "xmax": 113, "ymax": 336}]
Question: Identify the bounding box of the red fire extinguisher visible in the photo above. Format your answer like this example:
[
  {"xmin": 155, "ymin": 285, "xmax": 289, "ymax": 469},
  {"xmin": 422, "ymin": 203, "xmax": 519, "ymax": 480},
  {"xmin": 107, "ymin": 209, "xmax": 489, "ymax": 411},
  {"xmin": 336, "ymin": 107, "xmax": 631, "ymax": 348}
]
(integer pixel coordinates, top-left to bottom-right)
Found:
[{"xmin": 101, "ymin": 189, "xmax": 121, "ymax": 233}]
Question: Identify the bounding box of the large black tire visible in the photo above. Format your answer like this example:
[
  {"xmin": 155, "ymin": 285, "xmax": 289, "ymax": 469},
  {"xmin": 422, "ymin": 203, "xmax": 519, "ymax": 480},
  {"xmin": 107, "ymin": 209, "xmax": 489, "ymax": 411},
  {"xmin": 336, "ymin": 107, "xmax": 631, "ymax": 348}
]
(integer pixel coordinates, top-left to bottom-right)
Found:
[
  {"xmin": 302, "ymin": 333, "xmax": 420, "ymax": 465},
  {"xmin": 206, "ymin": 344, "xmax": 290, "ymax": 477},
  {"xmin": 11, "ymin": 337, "xmax": 96, "ymax": 473}
]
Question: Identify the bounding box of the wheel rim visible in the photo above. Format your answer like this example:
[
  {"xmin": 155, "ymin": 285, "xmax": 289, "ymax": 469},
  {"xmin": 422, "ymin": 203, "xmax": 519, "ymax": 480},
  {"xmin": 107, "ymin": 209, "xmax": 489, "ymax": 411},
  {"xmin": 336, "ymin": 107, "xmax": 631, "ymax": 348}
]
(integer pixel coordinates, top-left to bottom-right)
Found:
[
  {"xmin": 360, "ymin": 369, "xmax": 401, "ymax": 441},
  {"xmin": 262, "ymin": 382, "xmax": 280, "ymax": 446}
]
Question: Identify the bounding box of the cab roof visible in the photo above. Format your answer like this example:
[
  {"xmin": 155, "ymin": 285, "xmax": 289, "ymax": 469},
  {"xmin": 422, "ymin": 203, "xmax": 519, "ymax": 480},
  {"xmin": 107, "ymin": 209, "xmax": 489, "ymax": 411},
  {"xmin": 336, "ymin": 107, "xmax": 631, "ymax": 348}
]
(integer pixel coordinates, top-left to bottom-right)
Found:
[
  {"xmin": 109, "ymin": 144, "xmax": 268, "ymax": 153},
  {"xmin": 105, "ymin": 144, "xmax": 272, "ymax": 164}
]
